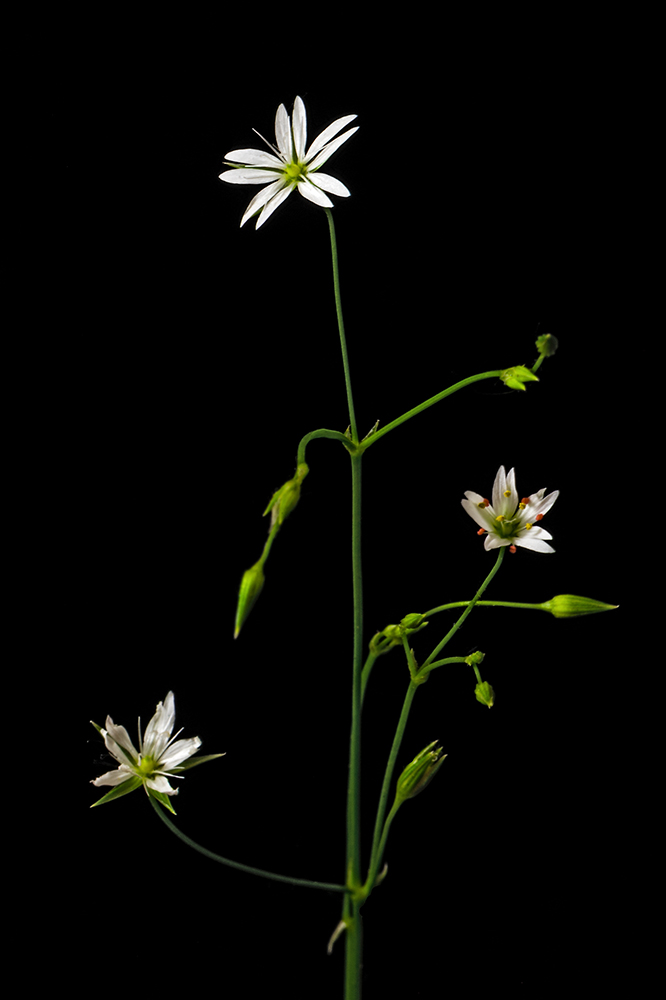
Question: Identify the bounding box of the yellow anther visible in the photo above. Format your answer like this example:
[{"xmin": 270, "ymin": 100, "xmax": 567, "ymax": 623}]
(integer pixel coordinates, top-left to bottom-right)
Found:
[
  {"xmin": 503, "ymin": 489, "xmax": 511, "ymax": 497},
  {"xmin": 518, "ymin": 502, "xmax": 526, "ymax": 510},
  {"xmin": 495, "ymin": 514, "xmax": 505, "ymax": 523},
  {"xmin": 525, "ymin": 523, "xmax": 533, "ymax": 530}
]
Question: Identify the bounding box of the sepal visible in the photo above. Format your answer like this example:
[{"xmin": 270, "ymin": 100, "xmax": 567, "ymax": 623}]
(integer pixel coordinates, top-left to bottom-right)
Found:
[{"xmin": 500, "ymin": 365, "xmax": 539, "ymax": 391}]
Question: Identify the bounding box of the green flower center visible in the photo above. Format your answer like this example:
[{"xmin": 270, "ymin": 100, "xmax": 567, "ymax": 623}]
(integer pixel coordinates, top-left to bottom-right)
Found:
[
  {"xmin": 284, "ymin": 161, "xmax": 307, "ymax": 183},
  {"xmin": 136, "ymin": 755, "xmax": 157, "ymax": 777}
]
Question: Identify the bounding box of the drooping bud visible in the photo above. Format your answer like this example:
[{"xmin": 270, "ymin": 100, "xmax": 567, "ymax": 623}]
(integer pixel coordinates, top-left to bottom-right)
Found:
[
  {"xmin": 465, "ymin": 650, "xmax": 485, "ymax": 667},
  {"xmin": 536, "ymin": 332, "xmax": 559, "ymax": 357},
  {"xmin": 395, "ymin": 741, "xmax": 447, "ymax": 802},
  {"xmin": 234, "ymin": 560, "xmax": 266, "ymax": 638},
  {"xmin": 500, "ymin": 365, "xmax": 540, "ymax": 391},
  {"xmin": 474, "ymin": 680, "xmax": 495, "ymax": 708},
  {"xmin": 538, "ymin": 594, "xmax": 618, "ymax": 618},
  {"xmin": 263, "ymin": 463, "xmax": 309, "ymax": 529}
]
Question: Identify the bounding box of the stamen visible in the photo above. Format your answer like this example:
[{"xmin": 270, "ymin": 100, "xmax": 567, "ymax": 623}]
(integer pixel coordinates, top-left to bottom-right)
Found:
[
  {"xmin": 252, "ymin": 127, "xmax": 284, "ymax": 159},
  {"xmin": 521, "ymin": 497, "xmax": 530, "ymax": 505},
  {"xmin": 536, "ymin": 513, "xmax": 544, "ymax": 521},
  {"xmin": 477, "ymin": 528, "xmax": 486, "ymax": 536},
  {"xmin": 509, "ymin": 545, "xmax": 517, "ymax": 553},
  {"xmin": 525, "ymin": 523, "xmax": 532, "ymax": 530},
  {"xmin": 495, "ymin": 514, "xmax": 505, "ymax": 523},
  {"xmin": 518, "ymin": 502, "xmax": 526, "ymax": 510},
  {"xmin": 477, "ymin": 498, "xmax": 490, "ymax": 508},
  {"xmin": 503, "ymin": 489, "xmax": 511, "ymax": 497}
]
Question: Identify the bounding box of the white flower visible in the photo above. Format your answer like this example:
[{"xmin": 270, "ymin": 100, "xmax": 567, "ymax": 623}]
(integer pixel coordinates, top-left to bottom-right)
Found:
[
  {"xmin": 90, "ymin": 691, "xmax": 222, "ymax": 809},
  {"xmin": 461, "ymin": 466, "xmax": 559, "ymax": 553},
  {"xmin": 219, "ymin": 96, "xmax": 358, "ymax": 229}
]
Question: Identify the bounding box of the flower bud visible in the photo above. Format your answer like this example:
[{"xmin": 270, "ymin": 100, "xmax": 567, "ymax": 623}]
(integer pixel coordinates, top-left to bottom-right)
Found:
[
  {"xmin": 539, "ymin": 594, "xmax": 618, "ymax": 618},
  {"xmin": 263, "ymin": 463, "xmax": 309, "ymax": 529},
  {"xmin": 536, "ymin": 332, "xmax": 559, "ymax": 357},
  {"xmin": 500, "ymin": 365, "xmax": 540, "ymax": 391},
  {"xmin": 234, "ymin": 560, "xmax": 265, "ymax": 638},
  {"xmin": 474, "ymin": 680, "xmax": 495, "ymax": 708},
  {"xmin": 395, "ymin": 741, "xmax": 447, "ymax": 802},
  {"xmin": 465, "ymin": 650, "xmax": 485, "ymax": 666}
]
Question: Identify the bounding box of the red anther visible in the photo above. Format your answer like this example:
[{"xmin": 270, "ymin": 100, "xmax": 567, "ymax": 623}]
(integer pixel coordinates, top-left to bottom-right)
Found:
[
  {"xmin": 477, "ymin": 528, "xmax": 486, "ymax": 535},
  {"xmin": 481, "ymin": 498, "xmax": 490, "ymax": 507},
  {"xmin": 521, "ymin": 497, "xmax": 530, "ymax": 505},
  {"xmin": 536, "ymin": 513, "xmax": 544, "ymax": 521},
  {"xmin": 509, "ymin": 545, "xmax": 517, "ymax": 553}
]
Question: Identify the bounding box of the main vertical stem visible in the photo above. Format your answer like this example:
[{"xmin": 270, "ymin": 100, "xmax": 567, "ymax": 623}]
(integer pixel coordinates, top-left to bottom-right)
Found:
[
  {"xmin": 345, "ymin": 450, "xmax": 364, "ymax": 997},
  {"xmin": 325, "ymin": 208, "xmax": 364, "ymax": 998}
]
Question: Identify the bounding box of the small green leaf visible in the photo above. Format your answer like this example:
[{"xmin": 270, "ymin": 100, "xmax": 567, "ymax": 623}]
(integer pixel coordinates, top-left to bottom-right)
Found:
[{"xmin": 90, "ymin": 776, "xmax": 143, "ymax": 808}]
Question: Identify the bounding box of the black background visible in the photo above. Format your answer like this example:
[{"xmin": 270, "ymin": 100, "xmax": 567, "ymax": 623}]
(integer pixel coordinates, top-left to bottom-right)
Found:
[{"xmin": 55, "ymin": 21, "xmax": 642, "ymax": 997}]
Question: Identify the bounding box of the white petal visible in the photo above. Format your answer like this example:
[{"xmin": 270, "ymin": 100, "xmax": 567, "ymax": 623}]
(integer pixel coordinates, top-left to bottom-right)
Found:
[
  {"xmin": 308, "ymin": 172, "xmax": 351, "ymax": 197},
  {"xmin": 240, "ymin": 179, "xmax": 288, "ymax": 227},
  {"xmin": 219, "ymin": 168, "xmax": 284, "ymax": 185},
  {"xmin": 307, "ymin": 127, "xmax": 359, "ymax": 172},
  {"xmin": 159, "ymin": 736, "xmax": 202, "ymax": 769},
  {"xmin": 484, "ymin": 534, "xmax": 510, "ymax": 550},
  {"xmin": 224, "ymin": 149, "xmax": 284, "ymax": 167},
  {"xmin": 103, "ymin": 719, "xmax": 139, "ymax": 764},
  {"xmin": 292, "ymin": 97, "xmax": 307, "ymax": 161},
  {"xmin": 297, "ymin": 179, "xmax": 334, "ymax": 208},
  {"xmin": 461, "ymin": 498, "xmax": 494, "ymax": 531},
  {"xmin": 515, "ymin": 535, "xmax": 555, "ymax": 553},
  {"xmin": 142, "ymin": 692, "xmax": 176, "ymax": 758},
  {"xmin": 305, "ymin": 115, "xmax": 357, "ymax": 162},
  {"xmin": 146, "ymin": 774, "xmax": 178, "ymax": 795},
  {"xmin": 91, "ymin": 764, "xmax": 135, "ymax": 787},
  {"xmin": 492, "ymin": 466, "xmax": 507, "ymax": 510},
  {"xmin": 274, "ymin": 103, "xmax": 292, "ymax": 159},
  {"xmin": 254, "ymin": 184, "xmax": 294, "ymax": 228},
  {"xmin": 463, "ymin": 490, "xmax": 486, "ymax": 505}
]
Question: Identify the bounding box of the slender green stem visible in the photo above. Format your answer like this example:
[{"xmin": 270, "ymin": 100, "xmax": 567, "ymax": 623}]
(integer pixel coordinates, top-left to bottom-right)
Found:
[
  {"xmin": 344, "ymin": 896, "xmax": 363, "ymax": 1000},
  {"xmin": 359, "ymin": 372, "xmax": 502, "ymax": 451},
  {"xmin": 360, "ymin": 650, "xmax": 378, "ymax": 706},
  {"xmin": 297, "ymin": 427, "xmax": 356, "ymax": 466},
  {"xmin": 325, "ymin": 208, "xmax": 358, "ymax": 443},
  {"xmin": 346, "ymin": 452, "xmax": 364, "ymax": 894},
  {"xmin": 421, "ymin": 547, "xmax": 506, "ymax": 670},
  {"xmin": 149, "ymin": 795, "xmax": 347, "ymax": 892},
  {"xmin": 363, "ymin": 681, "xmax": 418, "ymax": 895},
  {"xmin": 424, "ymin": 599, "xmax": 551, "ymax": 616}
]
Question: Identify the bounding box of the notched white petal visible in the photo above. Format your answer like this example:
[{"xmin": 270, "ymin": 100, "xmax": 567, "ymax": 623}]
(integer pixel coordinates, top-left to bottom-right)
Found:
[
  {"xmin": 307, "ymin": 127, "xmax": 359, "ymax": 172},
  {"xmin": 305, "ymin": 115, "xmax": 358, "ymax": 161},
  {"xmin": 224, "ymin": 149, "xmax": 284, "ymax": 167},
  {"xmin": 219, "ymin": 168, "xmax": 284, "ymax": 185},
  {"xmin": 297, "ymin": 180, "xmax": 334, "ymax": 208},
  {"xmin": 309, "ymin": 172, "xmax": 351, "ymax": 197}
]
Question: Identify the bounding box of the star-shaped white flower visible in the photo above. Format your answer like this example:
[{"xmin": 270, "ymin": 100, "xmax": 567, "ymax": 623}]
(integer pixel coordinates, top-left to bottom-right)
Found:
[
  {"xmin": 90, "ymin": 691, "xmax": 224, "ymax": 811},
  {"xmin": 219, "ymin": 96, "xmax": 358, "ymax": 229},
  {"xmin": 461, "ymin": 466, "xmax": 559, "ymax": 553}
]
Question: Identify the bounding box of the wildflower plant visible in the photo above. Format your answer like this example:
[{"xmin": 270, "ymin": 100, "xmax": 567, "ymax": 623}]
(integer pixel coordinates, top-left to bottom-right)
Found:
[{"xmin": 89, "ymin": 95, "xmax": 617, "ymax": 998}]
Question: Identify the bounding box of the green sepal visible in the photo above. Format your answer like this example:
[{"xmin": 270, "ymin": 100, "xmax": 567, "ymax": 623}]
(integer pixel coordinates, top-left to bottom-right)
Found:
[
  {"xmin": 234, "ymin": 560, "xmax": 266, "ymax": 638},
  {"xmin": 90, "ymin": 775, "xmax": 143, "ymax": 808},
  {"xmin": 536, "ymin": 332, "xmax": 558, "ymax": 357},
  {"xmin": 148, "ymin": 788, "xmax": 178, "ymax": 814},
  {"xmin": 395, "ymin": 741, "xmax": 447, "ymax": 802},
  {"xmin": 474, "ymin": 680, "xmax": 495, "ymax": 708},
  {"xmin": 500, "ymin": 365, "xmax": 540, "ymax": 391},
  {"xmin": 172, "ymin": 753, "xmax": 226, "ymax": 772},
  {"xmin": 539, "ymin": 594, "xmax": 618, "ymax": 618}
]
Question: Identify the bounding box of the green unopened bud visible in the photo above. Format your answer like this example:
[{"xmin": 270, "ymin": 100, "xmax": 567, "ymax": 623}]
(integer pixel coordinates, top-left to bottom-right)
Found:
[
  {"xmin": 234, "ymin": 560, "xmax": 265, "ymax": 638},
  {"xmin": 395, "ymin": 741, "xmax": 447, "ymax": 802},
  {"xmin": 539, "ymin": 594, "xmax": 618, "ymax": 619},
  {"xmin": 465, "ymin": 650, "xmax": 485, "ymax": 666},
  {"xmin": 474, "ymin": 680, "xmax": 495, "ymax": 708},
  {"xmin": 500, "ymin": 365, "xmax": 540, "ymax": 391},
  {"xmin": 536, "ymin": 332, "xmax": 558, "ymax": 357},
  {"xmin": 263, "ymin": 463, "xmax": 309, "ymax": 529}
]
